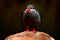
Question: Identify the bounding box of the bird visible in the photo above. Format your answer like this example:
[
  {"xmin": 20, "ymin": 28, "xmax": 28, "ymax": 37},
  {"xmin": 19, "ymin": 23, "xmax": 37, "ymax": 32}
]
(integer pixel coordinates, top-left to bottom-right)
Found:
[{"xmin": 23, "ymin": 5, "xmax": 41, "ymax": 32}]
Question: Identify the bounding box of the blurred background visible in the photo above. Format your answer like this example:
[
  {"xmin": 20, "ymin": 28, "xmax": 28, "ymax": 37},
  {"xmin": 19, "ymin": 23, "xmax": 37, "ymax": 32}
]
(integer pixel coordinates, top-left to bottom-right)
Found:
[{"xmin": 0, "ymin": 0, "xmax": 60, "ymax": 40}]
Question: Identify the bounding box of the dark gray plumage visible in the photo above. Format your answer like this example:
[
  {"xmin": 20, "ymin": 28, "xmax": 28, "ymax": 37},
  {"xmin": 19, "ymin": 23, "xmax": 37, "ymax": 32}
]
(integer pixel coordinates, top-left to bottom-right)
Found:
[{"xmin": 23, "ymin": 5, "xmax": 41, "ymax": 30}]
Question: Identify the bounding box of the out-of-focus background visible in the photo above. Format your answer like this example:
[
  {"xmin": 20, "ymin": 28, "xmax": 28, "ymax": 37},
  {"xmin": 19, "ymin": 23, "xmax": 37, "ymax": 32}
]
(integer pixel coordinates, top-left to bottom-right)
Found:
[{"xmin": 0, "ymin": 0, "xmax": 59, "ymax": 40}]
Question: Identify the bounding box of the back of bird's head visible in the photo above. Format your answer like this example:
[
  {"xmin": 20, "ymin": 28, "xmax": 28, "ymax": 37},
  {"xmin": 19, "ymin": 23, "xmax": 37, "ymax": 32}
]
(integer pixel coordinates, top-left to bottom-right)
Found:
[{"xmin": 27, "ymin": 5, "xmax": 35, "ymax": 9}]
